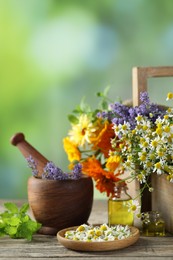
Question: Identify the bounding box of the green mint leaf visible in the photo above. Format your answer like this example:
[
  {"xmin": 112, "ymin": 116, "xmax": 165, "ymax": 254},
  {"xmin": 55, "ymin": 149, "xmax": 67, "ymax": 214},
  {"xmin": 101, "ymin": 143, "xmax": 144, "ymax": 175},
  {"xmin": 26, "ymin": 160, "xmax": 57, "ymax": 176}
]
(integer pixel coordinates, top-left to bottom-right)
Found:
[
  {"xmin": 21, "ymin": 215, "xmax": 29, "ymax": 223},
  {"xmin": 26, "ymin": 219, "xmax": 41, "ymax": 232},
  {"xmin": 0, "ymin": 202, "xmax": 41, "ymax": 240},
  {"xmin": 4, "ymin": 202, "xmax": 18, "ymax": 214},
  {"xmin": 5, "ymin": 226, "xmax": 17, "ymax": 236},
  {"xmin": 19, "ymin": 203, "xmax": 29, "ymax": 214},
  {"xmin": 0, "ymin": 221, "xmax": 5, "ymax": 229},
  {"xmin": 17, "ymin": 220, "xmax": 41, "ymax": 241},
  {"xmin": 8, "ymin": 216, "xmax": 20, "ymax": 226}
]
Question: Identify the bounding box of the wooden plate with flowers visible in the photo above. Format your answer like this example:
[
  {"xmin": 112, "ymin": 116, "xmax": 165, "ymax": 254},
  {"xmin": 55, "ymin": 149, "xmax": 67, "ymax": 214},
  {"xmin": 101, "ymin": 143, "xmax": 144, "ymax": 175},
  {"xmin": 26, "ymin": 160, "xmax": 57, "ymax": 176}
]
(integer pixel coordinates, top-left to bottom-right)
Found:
[{"xmin": 57, "ymin": 225, "xmax": 140, "ymax": 252}]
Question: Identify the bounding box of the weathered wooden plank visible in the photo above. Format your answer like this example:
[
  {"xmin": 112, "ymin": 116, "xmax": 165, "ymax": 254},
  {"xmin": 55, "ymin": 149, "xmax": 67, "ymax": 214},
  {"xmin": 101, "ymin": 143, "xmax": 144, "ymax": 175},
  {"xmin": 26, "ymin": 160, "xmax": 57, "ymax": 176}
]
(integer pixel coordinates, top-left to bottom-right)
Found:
[
  {"xmin": 0, "ymin": 233, "xmax": 173, "ymax": 258},
  {"xmin": 0, "ymin": 200, "xmax": 173, "ymax": 259}
]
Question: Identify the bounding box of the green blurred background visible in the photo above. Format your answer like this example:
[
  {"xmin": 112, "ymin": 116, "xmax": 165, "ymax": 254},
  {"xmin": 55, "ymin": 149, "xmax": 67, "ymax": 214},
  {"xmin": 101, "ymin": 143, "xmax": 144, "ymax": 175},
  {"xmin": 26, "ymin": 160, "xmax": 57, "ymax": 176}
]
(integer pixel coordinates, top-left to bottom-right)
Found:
[{"xmin": 1, "ymin": 0, "xmax": 173, "ymax": 199}]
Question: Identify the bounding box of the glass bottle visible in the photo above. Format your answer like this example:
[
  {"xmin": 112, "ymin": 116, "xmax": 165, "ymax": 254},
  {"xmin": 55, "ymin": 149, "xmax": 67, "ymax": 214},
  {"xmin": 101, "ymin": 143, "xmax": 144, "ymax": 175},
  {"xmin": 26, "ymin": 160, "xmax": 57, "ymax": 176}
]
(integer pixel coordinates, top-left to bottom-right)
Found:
[
  {"xmin": 108, "ymin": 182, "xmax": 134, "ymax": 226},
  {"xmin": 141, "ymin": 211, "xmax": 165, "ymax": 236}
]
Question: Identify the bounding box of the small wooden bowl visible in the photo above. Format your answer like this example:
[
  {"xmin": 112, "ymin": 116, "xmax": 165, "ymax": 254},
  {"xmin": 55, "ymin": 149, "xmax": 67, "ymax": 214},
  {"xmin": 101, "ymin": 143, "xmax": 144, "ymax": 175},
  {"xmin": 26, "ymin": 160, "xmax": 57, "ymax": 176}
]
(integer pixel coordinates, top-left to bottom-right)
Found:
[
  {"xmin": 57, "ymin": 225, "xmax": 140, "ymax": 251},
  {"xmin": 28, "ymin": 176, "xmax": 93, "ymax": 235}
]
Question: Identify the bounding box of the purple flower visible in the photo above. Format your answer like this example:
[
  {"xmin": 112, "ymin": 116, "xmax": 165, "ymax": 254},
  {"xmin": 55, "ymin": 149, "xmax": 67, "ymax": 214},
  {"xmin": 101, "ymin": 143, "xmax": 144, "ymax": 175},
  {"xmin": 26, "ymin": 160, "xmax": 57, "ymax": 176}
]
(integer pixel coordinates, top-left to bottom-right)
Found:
[
  {"xmin": 42, "ymin": 161, "xmax": 69, "ymax": 180},
  {"xmin": 140, "ymin": 92, "xmax": 150, "ymax": 104},
  {"xmin": 71, "ymin": 163, "xmax": 82, "ymax": 179},
  {"xmin": 26, "ymin": 156, "xmax": 82, "ymax": 180},
  {"xmin": 26, "ymin": 155, "xmax": 38, "ymax": 177},
  {"xmin": 97, "ymin": 92, "xmax": 166, "ymax": 129}
]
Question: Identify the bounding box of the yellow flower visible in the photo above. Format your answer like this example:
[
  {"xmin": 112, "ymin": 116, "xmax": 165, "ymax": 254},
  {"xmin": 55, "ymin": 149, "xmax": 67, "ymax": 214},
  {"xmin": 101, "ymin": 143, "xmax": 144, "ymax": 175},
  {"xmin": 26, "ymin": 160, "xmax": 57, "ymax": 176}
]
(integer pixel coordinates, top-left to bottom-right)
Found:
[
  {"xmin": 106, "ymin": 155, "xmax": 121, "ymax": 172},
  {"xmin": 155, "ymin": 162, "xmax": 161, "ymax": 169},
  {"xmin": 136, "ymin": 115, "xmax": 142, "ymax": 121},
  {"xmin": 164, "ymin": 125, "xmax": 170, "ymax": 133},
  {"xmin": 166, "ymin": 92, "xmax": 173, "ymax": 100},
  {"xmin": 142, "ymin": 125, "xmax": 148, "ymax": 131},
  {"xmin": 151, "ymin": 140, "xmax": 158, "ymax": 148},
  {"xmin": 156, "ymin": 127, "xmax": 163, "ymax": 135},
  {"xmin": 63, "ymin": 137, "xmax": 81, "ymax": 162},
  {"xmin": 139, "ymin": 154, "xmax": 146, "ymax": 162},
  {"xmin": 68, "ymin": 114, "xmax": 95, "ymax": 147}
]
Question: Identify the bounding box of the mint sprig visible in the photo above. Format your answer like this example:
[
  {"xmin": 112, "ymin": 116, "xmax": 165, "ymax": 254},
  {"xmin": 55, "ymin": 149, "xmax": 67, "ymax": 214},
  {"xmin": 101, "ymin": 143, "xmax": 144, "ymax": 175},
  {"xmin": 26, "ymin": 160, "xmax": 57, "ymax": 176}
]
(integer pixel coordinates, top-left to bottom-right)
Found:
[{"xmin": 0, "ymin": 202, "xmax": 41, "ymax": 241}]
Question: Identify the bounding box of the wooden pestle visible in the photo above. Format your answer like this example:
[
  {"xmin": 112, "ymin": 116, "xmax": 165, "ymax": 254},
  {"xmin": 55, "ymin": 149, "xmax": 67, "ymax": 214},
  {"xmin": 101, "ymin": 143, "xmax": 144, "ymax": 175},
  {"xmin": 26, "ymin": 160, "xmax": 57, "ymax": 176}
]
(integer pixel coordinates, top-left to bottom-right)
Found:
[{"xmin": 10, "ymin": 132, "xmax": 49, "ymax": 178}]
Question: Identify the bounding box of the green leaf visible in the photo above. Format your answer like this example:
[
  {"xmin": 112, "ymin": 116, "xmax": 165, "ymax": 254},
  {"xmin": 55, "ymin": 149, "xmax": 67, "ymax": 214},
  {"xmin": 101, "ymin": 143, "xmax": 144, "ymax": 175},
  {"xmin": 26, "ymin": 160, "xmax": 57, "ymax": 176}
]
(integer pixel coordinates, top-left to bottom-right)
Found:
[
  {"xmin": 19, "ymin": 203, "xmax": 29, "ymax": 214},
  {"xmin": 101, "ymin": 100, "xmax": 108, "ymax": 110},
  {"xmin": 8, "ymin": 216, "xmax": 20, "ymax": 226},
  {"xmin": 0, "ymin": 202, "xmax": 41, "ymax": 241},
  {"xmin": 21, "ymin": 215, "xmax": 29, "ymax": 222},
  {"xmin": 5, "ymin": 226, "xmax": 17, "ymax": 236},
  {"xmin": 103, "ymin": 85, "xmax": 110, "ymax": 96},
  {"xmin": 0, "ymin": 221, "xmax": 5, "ymax": 229},
  {"xmin": 97, "ymin": 91, "xmax": 104, "ymax": 97},
  {"xmin": 4, "ymin": 202, "xmax": 18, "ymax": 214},
  {"xmin": 17, "ymin": 220, "xmax": 41, "ymax": 241},
  {"xmin": 68, "ymin": 114, "xmax": 79, "ymax": 124}
]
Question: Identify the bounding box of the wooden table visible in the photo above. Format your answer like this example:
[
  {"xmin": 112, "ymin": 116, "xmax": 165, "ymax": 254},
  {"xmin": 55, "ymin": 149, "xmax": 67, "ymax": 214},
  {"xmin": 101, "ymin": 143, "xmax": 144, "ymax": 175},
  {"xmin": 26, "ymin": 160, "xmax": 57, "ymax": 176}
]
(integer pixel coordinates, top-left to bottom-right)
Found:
[{"xmin": 0, "ymin": 199, "xmax": 173, "ymax": 260}]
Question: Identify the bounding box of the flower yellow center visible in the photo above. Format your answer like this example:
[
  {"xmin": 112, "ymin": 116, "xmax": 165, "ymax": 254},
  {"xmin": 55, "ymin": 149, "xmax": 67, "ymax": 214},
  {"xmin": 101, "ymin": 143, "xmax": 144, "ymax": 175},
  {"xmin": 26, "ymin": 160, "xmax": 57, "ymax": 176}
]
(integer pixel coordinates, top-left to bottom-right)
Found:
[
  {"xmin": 136, "ymin": 115, "xmax": 142, "ymax": 121},
  {"xmin": 156, "ymin": 128, "xmax": 163, "ymax": 135},
  {"xmin": 155, "ymin": 162, "xmax": 161, "ymax": 169},
  {"xmin": 164, "ymin": 125, "xmax": 170, "ymax": 133},
  {"xmin": 122, "ymin": 125, "xmax": 127, "ymax": 130},
  {"xmin": 167, "ymin": 92, "xmax": 173, "ymax": 100},
  {"xmin": 151, "ymin": 140, "xmax": 158, "ymax": 147},
  {"xmin": 143, "ymin": 125, "xmax": 148, "ymax": 131}
]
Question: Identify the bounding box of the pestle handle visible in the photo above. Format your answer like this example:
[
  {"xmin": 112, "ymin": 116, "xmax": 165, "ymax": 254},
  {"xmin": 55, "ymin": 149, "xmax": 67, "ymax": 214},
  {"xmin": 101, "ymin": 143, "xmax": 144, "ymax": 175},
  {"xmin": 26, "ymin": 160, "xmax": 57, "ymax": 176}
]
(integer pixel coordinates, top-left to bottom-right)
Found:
[{"xmin": 10, "ymin": 132, "xmax": 49, "ymax": 178}]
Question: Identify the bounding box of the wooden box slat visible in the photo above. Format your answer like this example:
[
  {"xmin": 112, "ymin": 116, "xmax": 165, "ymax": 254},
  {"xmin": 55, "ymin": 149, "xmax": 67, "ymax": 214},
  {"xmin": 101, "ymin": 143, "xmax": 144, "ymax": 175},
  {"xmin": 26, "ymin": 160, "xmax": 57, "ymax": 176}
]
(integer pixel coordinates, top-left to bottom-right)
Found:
[{"xmin": 132, "ymin": 66, "xmax": 173, "ymax": 106}]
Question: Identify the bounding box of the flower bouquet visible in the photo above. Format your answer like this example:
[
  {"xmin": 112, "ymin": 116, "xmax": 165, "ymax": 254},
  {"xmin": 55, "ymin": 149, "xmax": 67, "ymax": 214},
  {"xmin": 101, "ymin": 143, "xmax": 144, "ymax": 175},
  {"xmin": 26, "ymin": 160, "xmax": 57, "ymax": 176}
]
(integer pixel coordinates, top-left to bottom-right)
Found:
[{"xmin": 63, "ymin": 88, "xmax": 173, "ymax": 212}]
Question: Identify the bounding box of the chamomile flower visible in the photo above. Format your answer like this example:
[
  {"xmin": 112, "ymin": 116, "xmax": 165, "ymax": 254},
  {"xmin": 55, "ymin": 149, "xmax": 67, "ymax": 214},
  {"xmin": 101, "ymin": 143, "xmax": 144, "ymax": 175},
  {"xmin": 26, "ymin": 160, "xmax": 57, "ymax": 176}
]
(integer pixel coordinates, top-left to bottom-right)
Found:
[
  {"xmin": 127, "ymin": 200, "xmax": 141, "ymax": 213},
  {"xmin": 65, "ymin": 224, "xmax": 131, "ymax": 242}
]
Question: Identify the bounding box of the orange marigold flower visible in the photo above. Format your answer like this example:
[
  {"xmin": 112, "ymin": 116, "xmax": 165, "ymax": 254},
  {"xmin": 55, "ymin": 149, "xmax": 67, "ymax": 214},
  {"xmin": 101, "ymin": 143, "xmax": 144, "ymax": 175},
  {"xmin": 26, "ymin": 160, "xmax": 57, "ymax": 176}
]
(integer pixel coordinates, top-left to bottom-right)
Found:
[
  {"xmin": 63, "ymin": 137, "xmax": 81, "ymax": 162},
  {"xmin": 81, "ymin": 157, "xmax": 103, "ymax": 178},
  {"xmin": 90, "ymin": 121, "xmax": 115, "ymax": 158},
  {"xmin": 95, "ymin": 174, "xmax": 120, "ymax": 197},
  {"xmin": 81, "ymin": 156, "xmax": 121, "ymax": 196}
]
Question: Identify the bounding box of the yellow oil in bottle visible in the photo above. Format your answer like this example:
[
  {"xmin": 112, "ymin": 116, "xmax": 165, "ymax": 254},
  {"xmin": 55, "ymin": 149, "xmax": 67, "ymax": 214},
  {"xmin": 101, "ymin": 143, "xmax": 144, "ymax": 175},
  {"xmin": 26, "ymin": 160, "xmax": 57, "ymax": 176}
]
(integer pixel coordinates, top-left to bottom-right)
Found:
[
  {"xmin": 141, "ymin": 211, "xmax": 165, "ymax": 236},
  {"xmin": 108, "ymin": 199, "xmax": 134, "ymax": 226},
  {"xmin": 108, "ymin": 182, "xmax": 134, "ymax": 226}
]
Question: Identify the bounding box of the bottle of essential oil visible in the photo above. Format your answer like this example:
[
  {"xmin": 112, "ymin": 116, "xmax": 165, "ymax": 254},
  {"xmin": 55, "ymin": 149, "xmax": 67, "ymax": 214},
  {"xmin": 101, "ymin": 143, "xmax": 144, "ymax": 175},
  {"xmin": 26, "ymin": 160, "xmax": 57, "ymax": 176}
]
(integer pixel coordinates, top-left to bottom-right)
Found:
[
  {"xmin": 141, "ymin": 211, "xmax": 165, "ymax": 236},
  {"xmin": 108, "ymin": 182, "xmax": 134, "ymax": 226}
]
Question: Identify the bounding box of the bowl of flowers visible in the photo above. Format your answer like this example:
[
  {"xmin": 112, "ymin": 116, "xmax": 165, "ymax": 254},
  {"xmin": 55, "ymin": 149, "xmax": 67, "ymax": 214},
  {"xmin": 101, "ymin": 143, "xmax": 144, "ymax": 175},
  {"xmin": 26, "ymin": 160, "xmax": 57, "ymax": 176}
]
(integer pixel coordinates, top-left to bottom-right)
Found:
[{"xmin": 10, "ymin": 133, "xmax": 93, "ymax": 235}]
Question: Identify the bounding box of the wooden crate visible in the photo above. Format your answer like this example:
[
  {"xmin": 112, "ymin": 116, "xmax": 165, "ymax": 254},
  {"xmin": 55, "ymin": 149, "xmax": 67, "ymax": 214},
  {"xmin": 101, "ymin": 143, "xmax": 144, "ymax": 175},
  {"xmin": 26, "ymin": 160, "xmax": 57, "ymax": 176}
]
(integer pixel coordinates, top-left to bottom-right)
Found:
[
  {"xmin": 152, "ymin": 174, "xmax": 173, "ymax": 234},
  {"xmin": 132, "ymin": 66, "xmax": 173, "ymax": 233}
]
